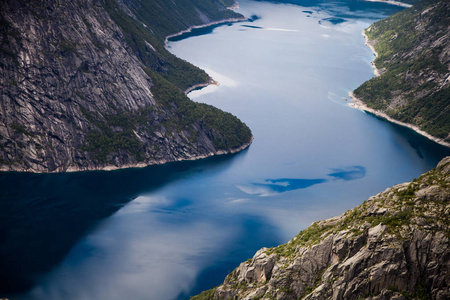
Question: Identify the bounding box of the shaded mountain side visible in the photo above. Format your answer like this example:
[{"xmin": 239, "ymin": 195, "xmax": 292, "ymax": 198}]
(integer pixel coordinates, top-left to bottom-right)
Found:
[
  {"xmin": 192, "ymin": 156, "xmax": 450, "ymax": 300},
  {"xmin": 0, "ymin": 0, "xmax": 251, "ymax": 172},
  {"xmin": 353, "ymin": 0, "xmax": 450, "ymax": 146}
]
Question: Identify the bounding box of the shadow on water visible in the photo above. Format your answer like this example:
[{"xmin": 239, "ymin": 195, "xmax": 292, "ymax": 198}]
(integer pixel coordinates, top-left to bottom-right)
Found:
[
  {"xmin": 167, "ymin": 0, "xmax": 404, "ymax": 47},
  {"xmin": 0, "ymin": 151, "xmax": 247, "ymax": 295},
  {"xmin": 257, "ymin": 0, "xmax": 405, "ymax": 20},
  {"xmin": 167, "ymin": 23, "xmax": 235, "ymax": 43},
  {"xmin": 255, "ymin": 178, "xmax": 327, "ymax": 193},
  {"xmin": 177, "ymin": 215, "xmax": 281, "ymax": 300},
  {"xmin": 367, "ymin": 113, "xmax": 450, "ymax": 163},
  {"xmin": 328, "ymin": 166, "xmax": 366, "ymax": 181}
]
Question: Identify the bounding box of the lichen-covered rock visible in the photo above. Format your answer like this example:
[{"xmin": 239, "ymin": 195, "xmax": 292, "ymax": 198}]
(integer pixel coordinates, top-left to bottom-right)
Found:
[{"xmin": 198, "ymin": 157, "xmax": 450, "ymax": 300}]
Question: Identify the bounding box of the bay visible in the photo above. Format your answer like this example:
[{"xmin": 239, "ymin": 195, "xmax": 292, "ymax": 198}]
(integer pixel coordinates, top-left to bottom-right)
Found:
[{"xmin": 2, "ymin": 1, "xmax": 449, "ymax": 299}]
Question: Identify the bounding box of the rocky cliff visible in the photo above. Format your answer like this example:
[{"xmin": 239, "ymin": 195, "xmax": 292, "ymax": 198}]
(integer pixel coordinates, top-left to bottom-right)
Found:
[
  {"xmin": 0, "ymin": 0, "xmax": 251, "ymax": 172},
  {"xmin": 352, "ymin": 0, "xmax": 450, "ymax": 147},
  {"xmin": 193, "ymin": 157, "xmax": 450, "ymax": 300}
]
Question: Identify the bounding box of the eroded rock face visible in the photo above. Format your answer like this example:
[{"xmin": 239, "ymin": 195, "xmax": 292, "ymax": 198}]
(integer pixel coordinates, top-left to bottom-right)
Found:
[
  {"xmin": 0, "ymin": 0, "xmax": 251, "ymax": 172},
  {"xmin": 208, "ymin": 157, "xmax": 450, "ymax": 300}
]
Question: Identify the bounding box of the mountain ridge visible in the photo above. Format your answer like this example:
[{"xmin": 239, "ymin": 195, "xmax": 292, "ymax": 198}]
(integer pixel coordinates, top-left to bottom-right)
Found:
[{"xmin": 0, "ymin": 0, "xmax": 252, "ymax": 172}]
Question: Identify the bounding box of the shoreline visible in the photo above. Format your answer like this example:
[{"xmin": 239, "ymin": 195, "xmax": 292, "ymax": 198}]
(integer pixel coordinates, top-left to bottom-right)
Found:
[
  {"xmin": 364, "ymin": 0, "xmax": 412, "ymax": 8},
  {"xmin": 0, "ymin": 137, "xmax": 254, "ymax": 173},
  {"xmin": 184, "ymin": 78, "xmax": 220, "ymax": 95},
  {"xmin": 349, "ymin": 92, "xmax": 450, "ymax": 148},
  {"xmin": 352, "ymin": 25, "xmax": 450, "ymax": 149},
  {"xmin": 363, "ymin": 29, "xmax": 383, "ymax": 76},
  {"xmin": 164, "ymin": 16, "xmax": 248, "ymax": 48},
  {"xmin": 41, "ymin": 5, "xmax": 252, "ymax": 174},
  {"xmin": 166, "ymin": 3, "xmax": 246, "ymax": 94}
]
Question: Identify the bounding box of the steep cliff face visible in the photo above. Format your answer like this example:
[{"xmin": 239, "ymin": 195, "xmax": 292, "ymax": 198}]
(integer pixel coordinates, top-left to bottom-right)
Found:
[
  {"xmin": 352, "ymin": 0, "xmax": 450, "ymax": 146},
  {"xmin": 193, "ymin": 157, "xmax": 450, "ymax": 300},
  {"xmin": 0, "ymin": 0, "xmax": 251, "ymax": 172}
]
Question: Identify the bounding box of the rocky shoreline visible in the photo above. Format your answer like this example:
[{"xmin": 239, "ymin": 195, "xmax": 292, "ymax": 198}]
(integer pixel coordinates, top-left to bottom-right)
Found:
[
  {"xmin": 184, "ymin": 78, "xmax": 220, "ymax": 95},
  {"xmin": 364, "ymin": 0, "xmax": 412, "ymax": 8},
  {"xmin": 0, "ymin": 137, "xmax": 253, "ymax": 173},
  {"xmin": 164, "ymin": 16, "xmax": 248, "ymax": 48},
  {"xmin": 349, "ymin": 92, "xmax": 450, "ymax": 148},
  {"xmin": 362, "ymin": 29, "xmax": 383, "ymax": 76}
]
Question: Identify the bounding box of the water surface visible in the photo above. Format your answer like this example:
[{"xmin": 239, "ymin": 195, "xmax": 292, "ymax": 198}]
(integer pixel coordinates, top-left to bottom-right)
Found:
[{"xmin": 2, "ymin": 1, "xmax": 450, "ymax": 299}]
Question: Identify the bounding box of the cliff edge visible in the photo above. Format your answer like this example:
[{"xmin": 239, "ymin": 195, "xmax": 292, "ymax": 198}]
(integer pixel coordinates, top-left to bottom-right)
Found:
[{"xmin": 193, "ymin": 157, "xmax": 450, "ymax": 299}]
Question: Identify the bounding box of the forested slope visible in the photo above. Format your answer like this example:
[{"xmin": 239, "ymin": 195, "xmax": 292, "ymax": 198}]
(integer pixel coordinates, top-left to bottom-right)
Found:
[
  {"xmin": 353, "ymin": 0, "xmax": 450, "ymax": 145},
  {"xmin": 0, "ymin": 0, "xmax": 251, "ymax": 172}
]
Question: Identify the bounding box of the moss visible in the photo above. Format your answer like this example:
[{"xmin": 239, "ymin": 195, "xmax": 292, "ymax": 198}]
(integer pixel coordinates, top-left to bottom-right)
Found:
[
  {"xmin": 189, "ymin": 287, "xmax": 217, "ymax": 300},
  {"xmin": 266, "ymin": 223, "xmax": 334, "ymax": 257},
  {"xmin": 58, "ymin": 40, "xmax": 78, "ymax": 53},
  {"xmin": 10, "ymin": 124, "xmax": 33, "ymax": 136}
]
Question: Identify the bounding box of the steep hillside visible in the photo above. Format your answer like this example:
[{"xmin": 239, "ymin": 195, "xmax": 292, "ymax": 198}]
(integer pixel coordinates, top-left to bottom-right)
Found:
[
  {"xmin": 0, "ymin": 0, "xmax": 251, "ymax": 172},
  {"xmin": 193, "ymin": 157, "xmax": 450, "ymax": 299},
  {"xmin": 352, "ymin": 0, "xmax": 450, "ymax": 147}
]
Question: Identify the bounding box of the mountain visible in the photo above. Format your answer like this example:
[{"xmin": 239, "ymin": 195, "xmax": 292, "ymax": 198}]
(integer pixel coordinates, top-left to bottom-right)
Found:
[
  {"xmin": 0, "ymin": 0, "xmax": 251, "ymax": 172},
  {"xmin": 192, "ymin": 156, "xmax": 450, "ymax": 300},
  {"xmin": 351, "ymin": 0, "xmax": 450, "ymax": 147}
]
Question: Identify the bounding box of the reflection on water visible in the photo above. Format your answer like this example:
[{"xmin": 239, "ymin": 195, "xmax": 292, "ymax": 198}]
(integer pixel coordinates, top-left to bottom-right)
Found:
[
  {"xmin": 0, "ymin": 152, "xmax": 246, "ymax": 296},
  {"xmin": 2, "ymin": 0, "xmax": 450, "ymax": 299},
  {"xmin": 322, "ymin": 17, "xmax": 347, "ymax": 25},
  {"xmin": 328, "ymin": 166, "xmax": 366, "ymax": 181},
  {"xmin": 237, "ymin": 165, "xmax": 366, "ymax": 196},
  {"xmin": 241, "ymin": 24, "xmax": 264, "ymax": 29}
]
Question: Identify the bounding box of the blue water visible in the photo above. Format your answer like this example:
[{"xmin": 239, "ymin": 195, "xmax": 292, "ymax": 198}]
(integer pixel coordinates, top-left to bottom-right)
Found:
[{"xmin": 2, "ymin": 1, "xmax": 449, "ymax": 299}]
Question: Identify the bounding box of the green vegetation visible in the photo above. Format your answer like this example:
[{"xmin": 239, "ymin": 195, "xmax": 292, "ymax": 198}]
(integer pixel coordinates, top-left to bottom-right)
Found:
[
  {"xmin": 388, "ymin": 279, "xmax": 430, "ymax": 300},
  {"xmin": 10, "ymin": 124, "xmax": 32, "ymax": 136},
  {"xmin": 190, "ymin": 287, "xmax": 217, "ymax": 300},
  {"xmin": 266, "ymin": 222, "xmax": 334, "ymax": 258},
  {"xmin": 78, "ymin": 0, "xmax": 252, "ymax": 164},
  {"xmin": 80, "ymin": 109, "xmax": 145, "ymax": 164},
  {"xmin": 353, "ymin": 0, "xmax": 450, "ymax": 142},
  {"xmin": 149, "ymin": 73, "xmax": 252, "ymax": 150},
  {"xmin": 103, "ymin": 0, "xmax": 242, "ymax": 91},
  {"xmin": 0, "ymin": 13, "xmax": 19, "ymax": 62}
]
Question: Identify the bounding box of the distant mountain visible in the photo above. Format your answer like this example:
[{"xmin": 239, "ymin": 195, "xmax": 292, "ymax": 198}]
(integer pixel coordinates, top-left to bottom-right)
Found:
[
  {"xmin": 352, "ymin": 0, "xmax": 450, "ymax": 147},
  {"xmin": 192, "ymin": 156, "xmax": 450, "ymax": 300},
  {"xmin": 0, "ymin": 0, "xmax": 251, "ymax": 172}
]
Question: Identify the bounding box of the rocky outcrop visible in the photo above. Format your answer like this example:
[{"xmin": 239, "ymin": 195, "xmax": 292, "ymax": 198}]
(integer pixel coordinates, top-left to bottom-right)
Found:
[
  {"xmin": 352, "ymin": 0, "xmax": 450, "ymax": 146},
  {"xmin": 0, "ymin": 0, "xmax": 251, "ymax": 172},
  {"xmin": 193, "ymin": 157, "xmax": 450, "ymax": 299}
]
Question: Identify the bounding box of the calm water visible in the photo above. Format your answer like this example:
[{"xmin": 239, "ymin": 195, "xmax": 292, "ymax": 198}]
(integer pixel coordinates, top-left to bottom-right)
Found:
[{"xmin": 2, "ymin": 0, "xmax": 450, "ymax": 299}]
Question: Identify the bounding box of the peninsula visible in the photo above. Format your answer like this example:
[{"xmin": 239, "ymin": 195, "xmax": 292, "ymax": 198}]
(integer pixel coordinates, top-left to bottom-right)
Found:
[
  {"xmin": 0, "ymin": 0, "xmax": 252, "ymax": 172},
  {"xmin": 351, "ymin": 0, "xmax": 450, "ymax": 148}
]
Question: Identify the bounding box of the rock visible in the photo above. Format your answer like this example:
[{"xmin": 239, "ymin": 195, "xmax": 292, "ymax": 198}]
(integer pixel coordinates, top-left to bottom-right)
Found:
[
  {"xmin": 203, "ymin": 157, "xmax": 450, "ymax": 299},
  {"xmin": 0, "ymin": 0, "xmax": 251, "ymax": 172}
]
